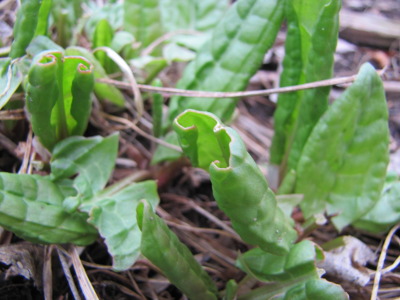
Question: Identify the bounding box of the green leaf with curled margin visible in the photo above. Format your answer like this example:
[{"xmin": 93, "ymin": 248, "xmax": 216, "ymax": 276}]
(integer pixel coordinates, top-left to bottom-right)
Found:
[
  {"xmin": 65, "ymin": 46, "xmax": 125, "ymax": 107},
  {"xmin": 50, "ymin": 134, "xmax": 119, "ymax": 199},
  {"xmin": 26, "ymin": 50, "xmax": 94, "ymax": 151},
  {"xmin": 167, "ymin": 0, "xmax": 285, "ymax": 124},
  {"xmin": 270, "ymin": 0, "xmax": 341, "ymax": 177},
  {"xmin": 0, "ymin": 173, "xmax": 97, "ymax": 246},
  {"xmin": 237, "ymin": 240, "xmax": 348, "ymax": 300},
  {"xmin": 81, "ymin": 181, "xmax": 159, "ymax": 271},
  {"xmin": 173, "ymin": 109, "xmax": 297, "ymax": 255},
  {"xmin": 137, "ymin": 200, "xmax": 218, "ymax": 300},
  {"xmin": 295, "ymin": 63, "xmax": 389, "ymax": 230}
]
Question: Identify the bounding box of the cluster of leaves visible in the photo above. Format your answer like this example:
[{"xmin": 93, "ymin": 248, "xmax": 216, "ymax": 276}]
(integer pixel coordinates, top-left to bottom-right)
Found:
[{"xmin": 0, "ymin": 0, "xmax": 398, "ymax": 299}]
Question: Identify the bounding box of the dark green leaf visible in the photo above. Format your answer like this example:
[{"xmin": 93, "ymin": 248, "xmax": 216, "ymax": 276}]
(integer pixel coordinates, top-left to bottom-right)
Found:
[{"xmin": 168, "ymin": 0, "xmax": 285, "ymax": 123}]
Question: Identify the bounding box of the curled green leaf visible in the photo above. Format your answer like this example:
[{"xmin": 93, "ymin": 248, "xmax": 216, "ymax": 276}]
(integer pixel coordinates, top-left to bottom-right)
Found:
[
  {"xmin": 173, "ymin": 109, "xmax": 297, "ymax": 254},
  {"xmin": 26, "ymin": 50, "xmax": 94, "ymax": 150},
  {"xmin": 137, "ymin": 200, "xmax": 218, "ymax": 300}
]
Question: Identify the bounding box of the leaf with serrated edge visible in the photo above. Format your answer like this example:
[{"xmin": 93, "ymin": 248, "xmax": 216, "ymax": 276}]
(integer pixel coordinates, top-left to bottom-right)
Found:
[{"xmin": 295, "ymin": 63, "xmax": 389, "ymax": 230}]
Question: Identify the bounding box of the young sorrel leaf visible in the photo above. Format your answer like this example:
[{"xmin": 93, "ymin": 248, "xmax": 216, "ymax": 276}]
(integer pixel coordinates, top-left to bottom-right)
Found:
[
  {"xmin": 26, "ymin": 50, "xmax": 94, "ymax": 150},
  {"xmin": 65, "ymin": 46, "xmax": 125, "ymax": 107},
  {"xmin": 167, "ymin": 0, "xmax": 285, "ymax": 123},
  {"xmin": 93, "ymin": 19, "xmax": 116, "ymax": 74},
  {"xmin": 51, "ymin": 134, "xmax": 119, "ymax": 198},
  {"xmin": 0, "ymin": 173, "xmax": 97, "ymax": 245},
  {"xmin": 295, "ymin": 63, "xmax": 389, "ymax": 230},
  {"xmin": 173, "ymin": 110, "xmax": 296, "ymax": 254},
  {"xmin": 123, "ymin": 0, "xmax": 163, "ymax": 53},
  {"xmin": 237, "ymin": 241, "xmax": 348, "ymax": 299},
  {"xmin": 270, "ymin": 0, "xmax": 341, "ymax": 177},
  {"xmin": 353, "ymin": 177, "xmax": 400, "ymax": 233},
  {"xmin": 81, "ymin": 181, "xmax": 159, "ymax": 271},
  {"xmin": 137, "ymin": 200, "xmax": 218, "ymax": 300}
]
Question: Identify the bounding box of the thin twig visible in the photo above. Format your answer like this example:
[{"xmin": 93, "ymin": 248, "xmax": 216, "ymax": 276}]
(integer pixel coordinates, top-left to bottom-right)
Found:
[
  {"xmin": 102, "ymin": 112, "xmax": 182, "ymax": 152},
  {"xmin": 57, "ymin": 247, "xmax": 82, "ymax": 300},
  {"xmin": 43, "ymin": 245, "xmax": 54, "ymax": 300},
  {"xmin": 371, "ymin": 223, "xmax": 400, "ymax": 300},
  {"xmin": 98, "ymin": 73, "xmax": 359, "ymax": 98},
  {"xmin": 141, "ymin": 29, "xmax": 202, "ymax": 56},
  {"xmin": 18, "ymin": 127, "xmax": 33, "ymax": 174},
  {"xmin": 93, "ymin": 46, "xmax": 143, "ymax": 121},
  {"xmin": 69, "ymin": 246, "xmax": 100, "ymax": 300}
]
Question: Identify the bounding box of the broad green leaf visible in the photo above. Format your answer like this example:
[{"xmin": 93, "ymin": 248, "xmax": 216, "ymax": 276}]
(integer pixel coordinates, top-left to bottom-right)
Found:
[
  {"xmin": 159, "ymin": 0, "xmax": 229, "ymax": 32},
  {"xmin": 26, "ymin": 35, "xmax": 64, "ymax": 57},
  {"xmin": 123, "ymin": 0, "xmax": 163, "ymax": 53},
  {"xmin": 81, "ymin": 181, "xmax": 159, "ymax": 271},
  {"xmin": 353, "ymin": 178, "xmax": 400, "ymax": 233},
  {"xmin": 137, "ymin": 200, "xmax": 218, "ymax": 300},
  {"xmin": 173, "ymin": 110, "xmax": 296, "ymax": 254},
  {"xmin": 237, "ymin": 241, "xmax": 320, "ymax": 283},
  {"xmin": 283, "ymin": 279, "xmax": 348, "ymax": 300},
  {"xmin": 162, "ymin": 43, "xmax": 196, "ymax": 63},
  {"xmin": 270, "ymin": 0, "xmax": 341, "ymax": 177},
  {"xmin": 295, "ymin": 63, "xmax": 389, "ymax": 230},
  {"xmin": 65, "ymin": 46, "xmax": 125, "ymax": 107},
  {"xmin": 93, "ymin": 19, "xmax": 116, "ymax": 74},
  {"xmin": 0, "ymin": 59, "xmax": 23, "ymax": 110},
  {"xmin": 26, "ymin": 50, "xmax": 94, "ymax": 150},
  {"xmin": 51, "ymin": 134, "xmax": 119, "ymax": 198},
  {"xmin": 0, "ymin": 173, "xmax": 97, "ymax": 245},
  {"xmin": 168, "ymin": 0, "xmax": 285, "ymax": 123},
  {"xmin": 237, "ymin": 241, "xmax": 348, "ymax": 300}
]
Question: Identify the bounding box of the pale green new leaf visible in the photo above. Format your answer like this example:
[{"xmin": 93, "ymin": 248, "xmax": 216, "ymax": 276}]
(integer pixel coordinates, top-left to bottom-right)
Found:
[
  {"xmin": 173, "ymin": 110, "xmax": 297, "ymax": 254},
  {"xmin": 168, "ymin": 0, "xmax": 285, "ymax": 123},
  {"xmin": 82, "ymin": 181, "xmax": 159, "ymax": 271},
  {"xmin": 51, "ymin": 134, "xmax": 119, "ymax": 198},
  {"xmin": 353, "ymin": 178, "xmax": 400, "ymax": 233},
  {"xmin": 295, "ymin": 63, "xmax": 389, "ymax": 230},
  {"xmin": 123, "ymin": 0, "xmax": 163, "ymax": 52},
  {"xmin": 237, "ymin": 241, "xmax": 348, "ymax": 300},
  {"xmin": 0, "ymin": 173, "xmax": 97, "ymax": 245},
  {"xmin": 137, "ymin": 200, "xmax": 218, "ymax": 300}
]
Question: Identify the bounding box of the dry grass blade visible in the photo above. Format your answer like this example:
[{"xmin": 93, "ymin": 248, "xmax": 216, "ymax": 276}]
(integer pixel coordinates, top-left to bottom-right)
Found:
[
  {"xmin": 98, "ymin": 73, "xmax": 360, "ymax": 98},
  {"xmin": 56, "ymin": 247, "xmax": 82, "ymax": 300},
  {"xmin": 371, "ymin": 223, "xmax": 400, "ymax": 300},
  {"xmin": 69, "ymin": 246, "xmax": 99, "ymax": 300},
  {"xmin": 102, "ymin": 112, "xmax": 182, "ymax": 152},
  {"xmin": 43, "ymin": 246, "xmax": 53, "ymax": 300}
]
